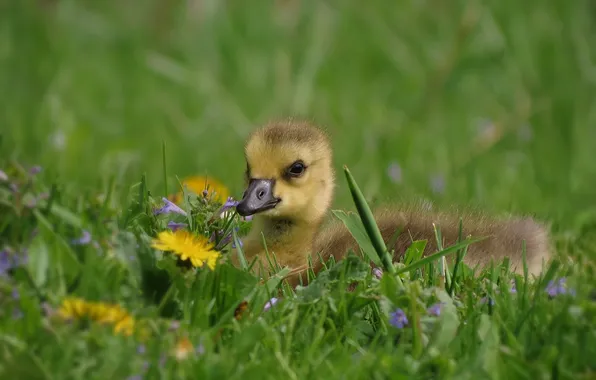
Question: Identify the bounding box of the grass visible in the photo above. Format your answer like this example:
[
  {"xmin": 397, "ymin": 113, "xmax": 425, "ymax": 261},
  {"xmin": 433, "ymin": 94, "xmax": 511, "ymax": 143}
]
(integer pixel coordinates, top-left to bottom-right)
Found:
[{"xmin": 1, "ymin": 0, "xmax": 596, "ymax": 378}]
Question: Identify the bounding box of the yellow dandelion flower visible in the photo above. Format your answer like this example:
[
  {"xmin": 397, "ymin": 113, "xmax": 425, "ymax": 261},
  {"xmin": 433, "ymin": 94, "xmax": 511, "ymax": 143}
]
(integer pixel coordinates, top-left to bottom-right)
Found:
[
  {"xmin": 168, "ymin": 175, "xmax": 229, "ymax": 205},
  {"xmin": 56, "ymin": 297, "xmax": 136, "ymax": 336},
  {"xmin": 151, "ymin": 229, "xmax": 221, "ymax": 270},
  {"xmin": 89, "ymin": 302, "xmax": 129, "ymax": 325},
  {"xmin": 113, "ymin": 315, "xmax": 135, "ymax": 336},
  {"xmin": 57, "ymin": 297, "xmax": 90, "ymax": 320}
]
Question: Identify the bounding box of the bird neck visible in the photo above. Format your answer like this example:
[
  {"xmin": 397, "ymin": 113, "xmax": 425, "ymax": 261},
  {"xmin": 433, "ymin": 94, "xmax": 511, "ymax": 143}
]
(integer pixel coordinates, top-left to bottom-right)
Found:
[{"xmin": 241, "ymin": 214, "xmax": 323, "ymax": 273}]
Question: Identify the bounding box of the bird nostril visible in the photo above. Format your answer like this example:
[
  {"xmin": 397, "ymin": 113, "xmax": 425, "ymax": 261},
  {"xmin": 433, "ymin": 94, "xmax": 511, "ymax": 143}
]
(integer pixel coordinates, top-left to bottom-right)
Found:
[{"xmin": 257, "ymin": 189, "xmax": 266, "ymax": 200}]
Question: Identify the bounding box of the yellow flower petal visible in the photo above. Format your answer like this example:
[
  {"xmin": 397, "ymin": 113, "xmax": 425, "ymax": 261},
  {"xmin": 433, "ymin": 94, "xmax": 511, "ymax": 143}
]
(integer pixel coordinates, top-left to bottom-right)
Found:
[
  {"xmin": 151, "ymin": 229, "xmax": 220, "ymax": 270},
  {"xmin": 168, "ymin": 176, "xmax": 229, "ymax": 204}
]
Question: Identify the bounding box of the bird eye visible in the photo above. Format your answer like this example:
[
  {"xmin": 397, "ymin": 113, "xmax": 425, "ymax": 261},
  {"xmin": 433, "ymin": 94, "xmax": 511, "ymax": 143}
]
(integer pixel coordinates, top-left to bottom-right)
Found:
[{"xmin": 287, "ymin": 161, "xmax": 306, "ymax": 177}]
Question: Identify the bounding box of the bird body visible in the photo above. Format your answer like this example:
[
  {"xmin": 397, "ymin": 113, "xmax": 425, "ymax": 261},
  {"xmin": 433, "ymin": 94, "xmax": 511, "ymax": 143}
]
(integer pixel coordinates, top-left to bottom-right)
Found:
[{"xmin": 233, "ymin": 120, "xmax": 552, "ymax": 287}]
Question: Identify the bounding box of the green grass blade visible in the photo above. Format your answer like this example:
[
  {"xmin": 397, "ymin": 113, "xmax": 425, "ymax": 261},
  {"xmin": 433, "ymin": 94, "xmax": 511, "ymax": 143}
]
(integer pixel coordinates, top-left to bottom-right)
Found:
[
  {"xmin": 343, "ymin": 166, "xmax": 396, "ymax": 275},
  {"xmin": 395, "ymin": 238, "xmax": 482, "ymax": 275}
]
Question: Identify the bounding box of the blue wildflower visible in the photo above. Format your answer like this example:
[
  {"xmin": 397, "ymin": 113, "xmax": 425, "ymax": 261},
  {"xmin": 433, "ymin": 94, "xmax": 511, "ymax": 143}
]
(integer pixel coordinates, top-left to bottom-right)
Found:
[
  {"xmin": 29, "ymin": 165, "xmax": 42, "ymax": 175},
  {"xmin": 12, "ymin": 288, "xmax": 19, "ymax": 300},
  {"xmin": 214, "ymin": 227, "xmax": 241, "ymax": 249},
  {"xmin": 169, "ymin": 320, "xmax": 181, "ymax": 331},
  {"xmin": 0, "ymin": 250, "xmax": 13, "ymax": 277},
  {"xmin": 72, "ymin": 230, "xmax": 92, "ymax": 245},
  {"xmin": 154, "ymin": 197, "xmax": 187, "ymax": 216},
  {"xmin": 264, "ymin": 297, "xmax": 278, "ymax": 311},
  {"xmin": 13, "ymin": 308, "xmax": 23, "ymax": 320},
  {"xmin": 427, "ymin": 302, "xmax": 444, "ymax": 317},
  {"xmin": 167, "ymin": 221, "xmax": 187, "ymax": 232},
  {"xmin": 137, "ymin": 344, "xmax": 146, "ymax": 355},
  {"xmin": 389, "ymin": 308, "xmax": 408, "ymax": 328},
  {"xmin": 387, "ymin": 161, "xmax": 402, "ymax": 183},
  {"xmin": 219, "ymin": 197, "xmax": 239, "ymax": 214},
  {"xmin": 372, "ymin": 267, "xmax": 383, "ymax": 279},
  {"xmin": 546, "ymin": 278, "xmax": 575, "ymax": 297},
  {"xmin": 430, "ymin": 174, "xmax": 445, "ymax": 194}
]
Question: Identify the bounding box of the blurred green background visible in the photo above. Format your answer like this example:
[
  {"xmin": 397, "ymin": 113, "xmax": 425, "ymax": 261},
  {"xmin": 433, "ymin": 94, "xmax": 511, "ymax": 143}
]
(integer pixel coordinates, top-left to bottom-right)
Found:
[{"xmin": 2, "ymin": 0, "xmax": 595, "ymax": 226}]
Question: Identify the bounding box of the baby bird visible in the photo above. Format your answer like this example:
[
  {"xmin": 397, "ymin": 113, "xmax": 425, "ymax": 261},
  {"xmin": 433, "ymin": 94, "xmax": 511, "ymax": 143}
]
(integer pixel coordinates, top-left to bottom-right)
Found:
[{"xmin": 233, "ymin": 119, "xmax": 552, "ymax": 287}]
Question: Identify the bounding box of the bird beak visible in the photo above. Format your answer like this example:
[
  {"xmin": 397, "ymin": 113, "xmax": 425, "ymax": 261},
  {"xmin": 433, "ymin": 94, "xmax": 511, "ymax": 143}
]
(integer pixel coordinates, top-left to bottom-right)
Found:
[{"xmin": 236, "ymin": 179, "xmax": 281, "ymax": 217}]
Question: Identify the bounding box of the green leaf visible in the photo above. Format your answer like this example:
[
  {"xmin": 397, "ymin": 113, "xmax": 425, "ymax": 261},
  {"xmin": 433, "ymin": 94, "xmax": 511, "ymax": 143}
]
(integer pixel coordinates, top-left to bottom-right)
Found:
[
  {"xmin": 33, "ymin": 210, "xmax": 81, "ymax": 286},
  {"xmin": 331, "ymin": 210, "xmax": 381, "ymax": 266},
  {"xmin": 26, "ymin": 234, "xmax": 49, "ymax": 288},
  {"xmin": 232, "ymin": 228, "xmax": 248, "ymax": 270},
  {"xmin": 343, "ymin": 166, "xmax": 397, "ymax": 277},
  {"xmin": 475, "ymin": 314, "xmax": 500, "ymax": 378},
  {"xmin": 44, "ymin": 203, "xmax": 83, "ymax": 229},
  {"xmin": 404, "ymin": 240, "xmax": 427, "ymax": 266},
  {"xmin": 427, "ymin": 290, "xmax": 460, "ymax": 351}
]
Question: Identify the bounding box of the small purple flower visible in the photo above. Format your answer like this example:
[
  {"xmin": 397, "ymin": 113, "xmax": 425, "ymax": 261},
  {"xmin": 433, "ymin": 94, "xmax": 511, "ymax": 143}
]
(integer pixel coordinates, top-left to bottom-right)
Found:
[
  {"xmin": 154, "ymin": 197, "xmax": 187, "ymax": 216},
  {"xmin": 214, "ymin": 227, "xmax": 241, "ymax": 250},
  {"xmin": 71, "ymin": 230, "xmax": 92, "ymax": 245},
  {"xmin": 137, "ymin": 344, "xmax": 146, "ymax": 355},
  {"xmin": 372, "ymin": 267, "xmax": 383, "ymax": 280},
  {"xmin": 24, "ymin": 197, "xmax": 37, "ymax": 208},
  {"xmin": 219, "ymin": 197, "xmax": 239, "ymax": 214},
  {"xmin": 476, "ymin": 119, "xmax": 498, "ymax": 142},
  {"xmin": 201, "ymin": 189, "xmax": 209, "ymax": 198},
  {"xmin": 264, "ymin": 297, "xmax": 278, "ymax": 311},
  {"xmin": 0, "ymin": 170, "xmax": 7, "ymax": 181},
  {"xmin": 13, "ymin": 308, "xmax": 23, "ymax": 320},
  {"xmin": 244, "ymin": 215, "xmax": 253, "ymax": 222},
  {"xmin": 0, "ymin": 250, "xmax": 13, "ymax": 277},
  {"xmin": 126, "ymin": 376, "xmax": 142, "ymax": 380},
  {"xmin": 546, "ymin": 278, "xmax": 575, "ymax": 298},
  {"xmin": 389, "ymin": 308, "xmax": 408, "ymax": 328},
  {"xmin": 430, "ymin": 174, "xmax": 445, "ymax": 195},
  {"xmin": 510, "ymin": 281, "xmax": 517, "ymax": 294},
  {"xmin": 9, "ymin": 183, "xmax": 18, "ymax": 192},
  {"xmin": 29, "ymin": 166, "xmax": 42, "ymax": 175},
  {"xmin": 427, "ymin": 302, "xmax": 444, "ymax": 317},
  {"xmin": 387, "ymin": 161, "xmax": 402, "ymax": 184},
  {"xmin": 168, "ymin": 320, "xmax": 181, "ymax": 331},
  {"xmin": 12, "ymin": 288, "xmax": 19, "ymax": 300},
  {"xmin": 196, "ymin": 343, "xmax": 205, "ymax": 355},
  {"xmin": 167, "ymin": 221, "xmax": 187, "ymax": 232}
]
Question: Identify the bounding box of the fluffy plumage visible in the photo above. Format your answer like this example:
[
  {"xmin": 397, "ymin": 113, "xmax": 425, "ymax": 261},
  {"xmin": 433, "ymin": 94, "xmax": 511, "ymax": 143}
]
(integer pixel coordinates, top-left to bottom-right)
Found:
[{"xmin": 234, "ymin": 119, "xmax": 552, "ymax": 287}]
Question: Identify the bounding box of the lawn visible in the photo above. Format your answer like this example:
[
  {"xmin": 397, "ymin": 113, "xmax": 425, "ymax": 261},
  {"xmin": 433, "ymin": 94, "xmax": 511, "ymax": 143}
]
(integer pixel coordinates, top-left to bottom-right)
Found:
[{"xmin": 1, "ymin": 0, "xmax": 595, "ymax": 379}]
